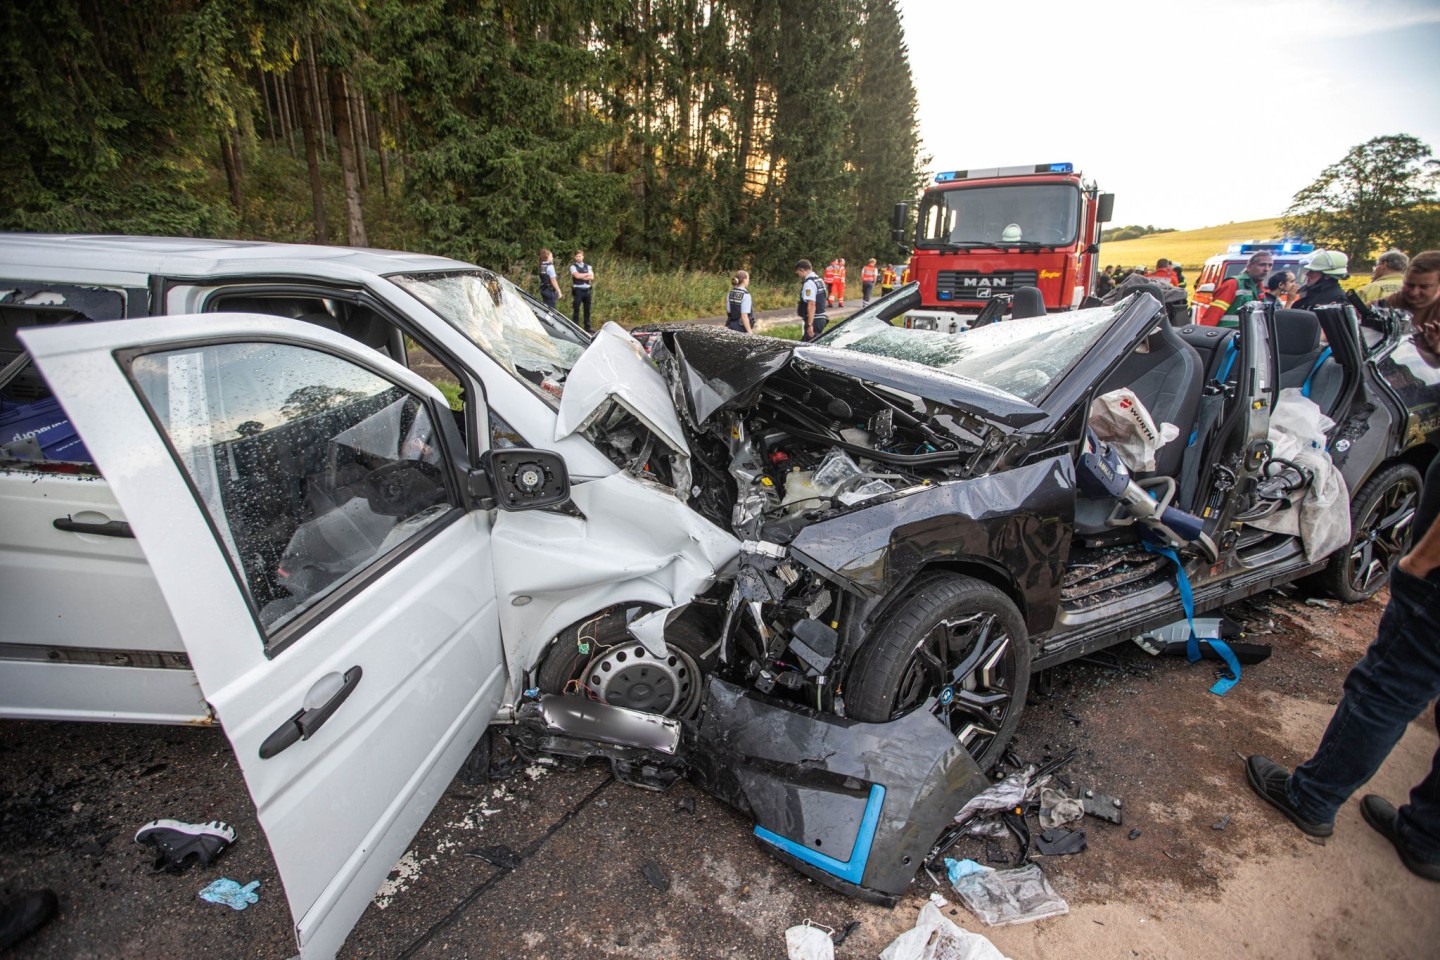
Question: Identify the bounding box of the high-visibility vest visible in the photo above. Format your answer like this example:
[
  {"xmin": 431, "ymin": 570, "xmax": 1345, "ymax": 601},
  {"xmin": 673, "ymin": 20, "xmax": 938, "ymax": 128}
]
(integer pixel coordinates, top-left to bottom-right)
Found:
[
  {"xmin": 861, "ymin": 265, "xmax": 878, "ymax": 283},
  {"xmin": 824, "ymin": 262, "xmax": 838, "ymax": 284}
]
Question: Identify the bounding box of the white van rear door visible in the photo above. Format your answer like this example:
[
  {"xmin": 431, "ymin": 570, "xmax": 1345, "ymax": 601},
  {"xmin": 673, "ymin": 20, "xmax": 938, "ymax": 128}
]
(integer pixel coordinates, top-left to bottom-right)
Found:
[{"xmin": 21, "ymin": 313, "xmax": 507, "ymax": 959}]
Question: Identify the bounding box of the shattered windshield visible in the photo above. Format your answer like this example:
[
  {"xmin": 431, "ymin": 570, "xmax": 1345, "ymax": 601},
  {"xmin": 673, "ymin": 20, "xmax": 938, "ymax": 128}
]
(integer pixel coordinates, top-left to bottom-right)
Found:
[
  {"xmin": 390, "ymin": 270, "xmax": 587, "ymax": 407},
  {"xmin": 816, "ymin": 299, "xmax": 1126, "ymax": 403},
  {"xmin": 919, "ymin": 183, "xmax": 1080, "ymax": 247}
]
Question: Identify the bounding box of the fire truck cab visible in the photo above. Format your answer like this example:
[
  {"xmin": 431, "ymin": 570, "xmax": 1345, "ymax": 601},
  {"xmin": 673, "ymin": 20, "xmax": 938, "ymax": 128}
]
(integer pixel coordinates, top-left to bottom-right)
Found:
[
  {"xmin": 899, "ymin": 163, "xmax": 1113, "ymax": 332},
  {"xmin": 1190, "ymin": 241, "xmax": 1314, "ymax": 322}
]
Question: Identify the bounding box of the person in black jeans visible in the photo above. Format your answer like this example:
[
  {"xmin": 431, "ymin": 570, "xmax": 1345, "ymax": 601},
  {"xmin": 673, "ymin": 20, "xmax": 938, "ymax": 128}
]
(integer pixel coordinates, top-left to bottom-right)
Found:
[
  {"xmin": 1246, "ymin": 449, "xmax": 1440, "ymax": 882},
  {"xmin": 569, "ymin": 250, "xmax": 594, "ymax": 331}
]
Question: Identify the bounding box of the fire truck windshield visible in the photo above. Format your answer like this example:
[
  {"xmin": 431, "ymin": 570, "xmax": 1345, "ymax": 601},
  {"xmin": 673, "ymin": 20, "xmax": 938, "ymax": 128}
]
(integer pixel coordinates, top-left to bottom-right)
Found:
[{"xmin": 919, "ymin": 183, "xmax": 1080, "ymax": 249}]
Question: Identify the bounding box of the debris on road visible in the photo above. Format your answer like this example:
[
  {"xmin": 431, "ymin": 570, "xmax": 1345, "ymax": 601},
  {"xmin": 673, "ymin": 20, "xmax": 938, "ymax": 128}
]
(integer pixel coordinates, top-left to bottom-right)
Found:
[
  {"xmin": 1304, "ymin": 598, "xmax": 1337, "ymax": 609},
  {"xmin": 197, "ymin": 878, "xmax": 260, "ymax": 911},
  {"xmin": 640, "ymin": 860, "xmax": 670, "ymax": 892},
  {"xmin": 944, "ymin": 859, "xmax": 1069, "ymax": 926},
  {"xmin": 1035, "ymin": 828, "xmax": 1087, "ymax": 856},
  {"xmin": 465, "ymin": 844, "xmax": 522, "ymax": 870},
  {"xmin": 1082, "ymin": 791, "xmax": 1124, "ymax": 825},
  {"xmin": 1212, "ymin": 814, "xmax": 1232, "ymax": 832},
  {"xmin": 1038, "ymin": 788, "xmax": 1084, "ymax": 830},
  {"xmin": 785, "ymin": 920, "xmax": 835, "ymax": 960},
  {"xmin": 832, "ymin": 919, "xmax": 861, "ymax": 946},
  {"xmin": 134, "ymin": 819, "xmax": 235, "ymax": 872},
  {"xmin": 878, "ymin": 899, "xmax": 1011, "ymax": 960}
]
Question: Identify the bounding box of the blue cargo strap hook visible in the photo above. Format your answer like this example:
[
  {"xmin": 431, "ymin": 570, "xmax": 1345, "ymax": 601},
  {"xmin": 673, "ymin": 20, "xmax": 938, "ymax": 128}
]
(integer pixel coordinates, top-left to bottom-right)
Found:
[{"xmin": 1144, "ymin": 543, "xmax": 1243, "ymax": 696}]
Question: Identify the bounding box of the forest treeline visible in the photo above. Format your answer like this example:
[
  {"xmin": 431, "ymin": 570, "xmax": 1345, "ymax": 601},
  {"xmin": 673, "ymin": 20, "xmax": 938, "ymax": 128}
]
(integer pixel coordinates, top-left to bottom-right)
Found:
[{"xmin": 0, "ymin": 0, "xmax": 924, "ymax": 280}]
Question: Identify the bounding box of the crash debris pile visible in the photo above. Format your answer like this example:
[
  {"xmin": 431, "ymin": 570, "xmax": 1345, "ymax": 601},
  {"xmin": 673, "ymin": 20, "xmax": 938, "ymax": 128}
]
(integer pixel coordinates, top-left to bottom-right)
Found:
[
  {"xmin": 878, "ymin": 896, "xmax": 1011, "ymax": 960},
  {"xmin": 133, "ymin": 817, "xmax": 262, "ymax": 912}
]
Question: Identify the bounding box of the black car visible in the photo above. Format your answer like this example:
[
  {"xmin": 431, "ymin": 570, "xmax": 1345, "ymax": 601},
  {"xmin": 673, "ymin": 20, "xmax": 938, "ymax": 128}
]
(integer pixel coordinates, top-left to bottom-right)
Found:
[{"xmin": 565, "ymin": 280, "xmax": 1437, "ymax": 902}]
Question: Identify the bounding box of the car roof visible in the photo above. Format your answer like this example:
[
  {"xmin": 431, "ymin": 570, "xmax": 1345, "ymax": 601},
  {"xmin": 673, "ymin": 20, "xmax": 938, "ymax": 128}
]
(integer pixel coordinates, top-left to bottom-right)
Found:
[{"xmin": 0, "ymin": 233, "xmax": 473, "ymax": 280}]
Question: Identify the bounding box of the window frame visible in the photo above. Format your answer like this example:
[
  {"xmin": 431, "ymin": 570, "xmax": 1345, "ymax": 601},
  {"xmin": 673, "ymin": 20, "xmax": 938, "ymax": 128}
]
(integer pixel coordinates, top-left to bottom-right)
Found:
[{"xmin": 115, "ymin": 333, "xmax": 472, "ymax": 659}]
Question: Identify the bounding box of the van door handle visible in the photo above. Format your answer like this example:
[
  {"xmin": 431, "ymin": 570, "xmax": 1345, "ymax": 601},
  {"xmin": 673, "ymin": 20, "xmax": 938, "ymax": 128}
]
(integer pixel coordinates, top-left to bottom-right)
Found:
[
  {"xmin": 53, "ymin": 516, "xmax": 135, "ymax": 538},
  {"xmin": 259, "ymin": 666, "xmax": 363, "ymax": 759}
]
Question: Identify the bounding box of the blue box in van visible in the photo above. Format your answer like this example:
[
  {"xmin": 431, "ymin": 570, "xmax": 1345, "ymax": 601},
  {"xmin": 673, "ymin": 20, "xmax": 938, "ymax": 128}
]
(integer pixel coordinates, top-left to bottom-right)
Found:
[{"xmin": 0, "ymin": 396, "xmax": 92, "ymax": 462}]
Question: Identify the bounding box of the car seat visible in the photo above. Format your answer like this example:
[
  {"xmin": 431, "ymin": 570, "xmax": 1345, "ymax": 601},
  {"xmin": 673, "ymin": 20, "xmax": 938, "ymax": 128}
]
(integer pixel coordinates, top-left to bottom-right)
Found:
[
  {"xmin": 1095, "ymin": 309, "xmax": 1204, "ymax": 479},
  {"xmin": 1273, "ymin": 308, "xmax": 1342, "ymax": 413}
]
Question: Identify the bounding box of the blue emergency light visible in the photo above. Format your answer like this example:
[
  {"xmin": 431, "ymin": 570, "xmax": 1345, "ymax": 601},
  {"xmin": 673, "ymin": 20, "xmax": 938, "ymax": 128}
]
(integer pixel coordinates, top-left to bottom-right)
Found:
[
  {"xmin": 1227, "ymin": 241, "xmax": 1315, "ymax": 255},
  {"xmin": 933, "ymin": 163, "xmax": 1074, "ymax": 183}
]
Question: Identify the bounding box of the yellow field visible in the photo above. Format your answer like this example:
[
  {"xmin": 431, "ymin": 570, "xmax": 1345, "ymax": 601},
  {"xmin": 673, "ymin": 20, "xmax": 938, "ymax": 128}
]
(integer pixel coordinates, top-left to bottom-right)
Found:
[{"xmin": 1100, "ymin": 218, "xmax": 1284, "ymax": 271}]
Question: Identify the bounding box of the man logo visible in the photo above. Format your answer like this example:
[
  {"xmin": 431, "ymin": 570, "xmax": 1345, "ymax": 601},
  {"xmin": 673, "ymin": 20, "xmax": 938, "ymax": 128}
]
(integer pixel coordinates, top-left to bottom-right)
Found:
[{"xmin": 958, "ymin": 277, "xmax": 1007, "ymax": 288}]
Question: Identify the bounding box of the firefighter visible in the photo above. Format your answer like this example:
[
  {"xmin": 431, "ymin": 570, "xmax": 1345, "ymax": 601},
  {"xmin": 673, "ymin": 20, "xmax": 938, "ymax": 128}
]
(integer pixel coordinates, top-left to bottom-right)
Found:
[
  {"xmin": 1200, "ymin": 250, "xmax": 1273, "ymax": 327},
  {"xmin": 1145, "ymin": 258, "xmax": 1179, "ymax": 285},
  {"xmin": 835, "ymin": 258, "xmax": 848, "ymax": 307},
  {"xmin": 861, "ymin": 258, "xmax": 879, "ymax": 304},
  {"xmin": 1293, "ymin": 250, "xmax": 1349, "ymax": 311},
  {"xmin": 823, "ymin": 259, "xmax": 840, "ymax": 307},
  {"xmin": 880, "ymin": 263, "xmax": 896, "ymax": 295}
]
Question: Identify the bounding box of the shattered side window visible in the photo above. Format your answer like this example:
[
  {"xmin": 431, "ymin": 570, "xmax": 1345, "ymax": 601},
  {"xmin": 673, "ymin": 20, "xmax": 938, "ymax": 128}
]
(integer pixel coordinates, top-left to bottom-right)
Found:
[
  {"xmin": 391, "ymin": 270, "xmax": 587, "ymax": 408},
  {"xmin": 817, "ymin": 300, "xmax": 1125, "ymax": 402}
]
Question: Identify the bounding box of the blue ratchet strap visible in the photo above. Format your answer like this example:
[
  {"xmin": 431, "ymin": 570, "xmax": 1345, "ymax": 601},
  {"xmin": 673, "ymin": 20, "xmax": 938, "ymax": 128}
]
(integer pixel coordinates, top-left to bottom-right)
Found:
[
  {"xmin": 1301, "ymin": 346, "xmax": 1332, "ymax": 399},
  {"xmin": 1144, "ymin": 543, "xmax": 1242, "ymax": 695}
]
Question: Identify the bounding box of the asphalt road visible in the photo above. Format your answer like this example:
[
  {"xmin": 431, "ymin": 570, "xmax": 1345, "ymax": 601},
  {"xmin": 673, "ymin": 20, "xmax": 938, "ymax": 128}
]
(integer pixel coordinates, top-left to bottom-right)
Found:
[{"xmin": 3, "ymin": 588, "xmax": 1437, "ymax": 959}]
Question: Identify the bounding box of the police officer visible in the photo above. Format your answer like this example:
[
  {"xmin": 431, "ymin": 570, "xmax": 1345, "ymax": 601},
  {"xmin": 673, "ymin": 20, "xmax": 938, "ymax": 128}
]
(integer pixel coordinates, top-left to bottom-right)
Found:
[
  {"xmin": 537, "ymin": 248, "xmax": 561, "ymax": 310},
  {"xmin": 795, "ymin": 259, "xmax": 828, "ymax": 342},
  {"xmin": 725, "ymin": 270, "xmax": 753, "ymax": 333},
  {"xmin": 570, "ymin": 249, "xmax": 595, "ymax": 331}
]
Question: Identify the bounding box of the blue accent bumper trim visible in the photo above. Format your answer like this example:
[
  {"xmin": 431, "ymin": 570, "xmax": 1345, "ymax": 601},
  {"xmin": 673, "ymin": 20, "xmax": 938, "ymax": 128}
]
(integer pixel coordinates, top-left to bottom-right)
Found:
[{"xmin": 753, "ymin": 784, "xmax": 886, "ymax": 885}]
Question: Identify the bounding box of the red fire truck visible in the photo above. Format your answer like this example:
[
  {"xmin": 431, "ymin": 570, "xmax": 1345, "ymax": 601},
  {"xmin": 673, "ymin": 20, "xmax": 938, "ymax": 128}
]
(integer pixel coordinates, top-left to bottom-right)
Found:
[{"xmin": 895, "ymin": 163, "xmax": 1114, "ymax": 331}]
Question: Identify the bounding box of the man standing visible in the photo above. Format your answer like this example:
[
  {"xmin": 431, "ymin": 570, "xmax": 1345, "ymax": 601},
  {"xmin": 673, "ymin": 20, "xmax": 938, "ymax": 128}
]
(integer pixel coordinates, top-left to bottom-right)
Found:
[
  {"xmin": 1382, "ymin": 250, "xmax": 1440, "ymax": 364},
  {"xmin": 795, "ymin": 259, "xmax": 829, "ymax": 343},
  {"xmin": 1292, "ymin": 250, "xmax": 1349, "ymax": 311},
  {"xmin": 861, "ymin": 259, "xmax": 879, "ymax": 305},
  {"xmin": 537, "ymin": 249, "xmax": 561, "ymax": 310},
  {"xmin": 1201, "ymin": 250, "xmax": 1273, "ymax": 326},
  {"xmin": 1244, "ymin": 442, "xmax": 1440, "ymax": 882},
  {"xmin": 570, "ymin": 250, "xmax": 595, "ymax": 331},
  {"xmin": 836, "ymin": 258, "xmax": 847, "ymax": 308},
  {"xmin": 824, "ymin": 259, "xmax": 840, "ymax": 308},
  {"xmin": 1361, "ymin": 249, "xmax": 1410, "ymax": 304}
]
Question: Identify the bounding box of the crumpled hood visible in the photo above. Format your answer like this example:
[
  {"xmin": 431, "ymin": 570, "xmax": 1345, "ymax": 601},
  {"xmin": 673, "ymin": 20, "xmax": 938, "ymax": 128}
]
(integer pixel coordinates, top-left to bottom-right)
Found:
[
  {"xmin": 652, "ymin": 324, "xmax": 1045, "ymax": 430},
  {"xmin": 556, "ymin": 322, "xmax": 693, "ymax": 458}
]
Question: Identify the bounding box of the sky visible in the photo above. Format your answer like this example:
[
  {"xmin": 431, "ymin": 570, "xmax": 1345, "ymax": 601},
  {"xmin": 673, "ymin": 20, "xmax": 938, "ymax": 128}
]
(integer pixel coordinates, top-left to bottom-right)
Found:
[{"xmin": 896, "ymin": 0, "xmax": 1440, "ymax": 230}]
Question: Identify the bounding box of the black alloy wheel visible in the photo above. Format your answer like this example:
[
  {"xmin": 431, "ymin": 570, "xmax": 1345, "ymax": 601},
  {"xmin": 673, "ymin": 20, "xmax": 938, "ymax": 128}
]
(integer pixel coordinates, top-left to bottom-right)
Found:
[
  {"xmin": 845, "ymin": 574, "xmax": 1030, "ymax": 770},
  {"xmin": 1322, "ymin": 462, "xmax": 1422, "ymax": 602}
]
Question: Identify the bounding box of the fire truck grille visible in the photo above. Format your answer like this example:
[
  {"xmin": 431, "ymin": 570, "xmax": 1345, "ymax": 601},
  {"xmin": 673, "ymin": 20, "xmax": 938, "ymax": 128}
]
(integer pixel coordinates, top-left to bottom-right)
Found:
[{"xmin": 935, "ymin": 270, "xmax": 1040, "ymax": 301}]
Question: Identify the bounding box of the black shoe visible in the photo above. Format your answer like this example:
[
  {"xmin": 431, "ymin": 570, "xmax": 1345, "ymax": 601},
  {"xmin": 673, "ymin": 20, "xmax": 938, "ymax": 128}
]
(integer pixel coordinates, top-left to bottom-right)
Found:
[
  {"xmin": 135, "ymin": 818, "xmax": 235, "ymax": 871},
  {"xmin": 1360, "ymin": 795, "xmax": 1440, "ymax": 882},
  {"xmin": 0, "ymin": 889, "xmax": 58, "ymax": 950},
  {"xmin": 1244, "ymin": 755, "xmax": 1334, "ymax": 837}
]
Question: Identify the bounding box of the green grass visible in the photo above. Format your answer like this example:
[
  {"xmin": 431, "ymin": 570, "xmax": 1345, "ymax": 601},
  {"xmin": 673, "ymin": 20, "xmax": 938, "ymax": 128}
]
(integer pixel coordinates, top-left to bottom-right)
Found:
[
  {"xmin": 764, "ymin": 322, "xmax": 803, "ymax": 340},
  {"xmin": 509, "ymin": 258, "xmax": 797, "ymax": 330},
  {"xmin": 1101, "ymin": 217, "xmax": 1284, "ymax": 271}
]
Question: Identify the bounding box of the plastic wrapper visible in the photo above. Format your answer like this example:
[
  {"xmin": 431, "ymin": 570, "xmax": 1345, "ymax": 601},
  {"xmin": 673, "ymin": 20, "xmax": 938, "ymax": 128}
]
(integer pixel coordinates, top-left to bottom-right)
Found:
[
  {"xmin": 952, "ymin": 766, "xmax": 1038, "ymax": 823},
  {"xmin": 945, "ymin": 859, "xmax": 1069, "ymax": 926},
  {"xmin": 1089, "ymin": 388, "xmax": 1179, "ymax": 473},
  {"xmin": 1248, "ymin": 388, "xmax": 1351, "ymax": 560},
  {"xmin": 878, "ymin": 899, "xmax": 1012, "ymax": 960},
  {"xmin": 813, "ymin": 449, "xmax": 864, "ymax": 491}
]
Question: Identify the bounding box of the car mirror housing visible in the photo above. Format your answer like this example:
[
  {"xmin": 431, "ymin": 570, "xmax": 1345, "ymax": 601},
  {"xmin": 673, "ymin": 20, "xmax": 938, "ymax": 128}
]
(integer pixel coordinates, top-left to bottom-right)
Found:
[{"xmin": 481, "ymin": 448, "xmax": 570, "ymax": 511}]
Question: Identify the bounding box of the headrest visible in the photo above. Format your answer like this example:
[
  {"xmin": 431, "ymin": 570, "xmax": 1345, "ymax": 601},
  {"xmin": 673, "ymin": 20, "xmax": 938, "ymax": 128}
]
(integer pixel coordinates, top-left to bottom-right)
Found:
[
  {"xmin": 1010, "ymin": 286, "xmax": 1046, "ymax": 319},
  {"xmin": 1273, "ymin": 308, "xmax": 1322, "ymax": 355}
]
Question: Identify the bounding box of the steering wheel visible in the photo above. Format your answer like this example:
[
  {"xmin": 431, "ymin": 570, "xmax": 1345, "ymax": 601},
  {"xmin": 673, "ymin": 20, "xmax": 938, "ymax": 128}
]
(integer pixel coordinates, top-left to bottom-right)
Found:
[{"xmin": 364, "ymin": 459, "xmax": 447, "ymax": 516}]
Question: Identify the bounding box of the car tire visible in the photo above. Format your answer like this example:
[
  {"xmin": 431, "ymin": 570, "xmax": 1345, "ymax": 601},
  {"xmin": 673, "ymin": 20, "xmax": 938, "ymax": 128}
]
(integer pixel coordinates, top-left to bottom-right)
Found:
[
  {"xmin": 536, "ymin": 612, "xmax": 714, "ymax": 721},
  {"xmin": 1321, "ymin": 462, "xmax": 1422, "ymax": 602},
  {"xmin": 844, "ymin": 573, "xmax": 1030, "ymax": 771}
]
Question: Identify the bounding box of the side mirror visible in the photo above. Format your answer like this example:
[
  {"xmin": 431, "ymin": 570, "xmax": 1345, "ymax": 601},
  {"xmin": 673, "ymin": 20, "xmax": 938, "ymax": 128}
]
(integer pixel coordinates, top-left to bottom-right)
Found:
[
  {"xmin": 1198, "ymin": 282, "xmax": 1216, "ymax": 294},
  {"xmin": 892, "ymin": 202, "xmax": 908, "ymax": 232},
  {"xmin": 1086, "ymin": 243, "xmax": 1100, "ymax": 255},
  {"xmin": 478, "ymin": 448, "xmax": 570, "ymax": 511},
  {"xmin": 1096, "ymin": 193, "xmax": 1115, "ymax": 224}
]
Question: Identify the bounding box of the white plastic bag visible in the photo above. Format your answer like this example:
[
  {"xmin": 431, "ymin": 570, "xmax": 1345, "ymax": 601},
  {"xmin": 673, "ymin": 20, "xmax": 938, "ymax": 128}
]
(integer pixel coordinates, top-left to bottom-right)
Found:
[
  {"xmin": 946, "ymin": 860, "xmax": 1069, "ymax": 926},
  {"xmin": 1089, "ymin": 388, "xmax": 1180, "ymax": 473},
  {"xmin": 878, "ymin": 900, "xmax": 1012, "ymax": 960},
  {"xmin": 785, "ymin": 922, "xmax": 835, "ymax": 960}
]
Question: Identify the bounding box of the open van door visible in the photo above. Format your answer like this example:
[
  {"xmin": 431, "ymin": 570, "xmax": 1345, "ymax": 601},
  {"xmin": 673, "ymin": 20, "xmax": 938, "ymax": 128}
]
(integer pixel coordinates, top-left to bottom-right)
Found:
[{"xmin": 21, "ymin": 314, "xmax": 509, "ymax": 959}]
